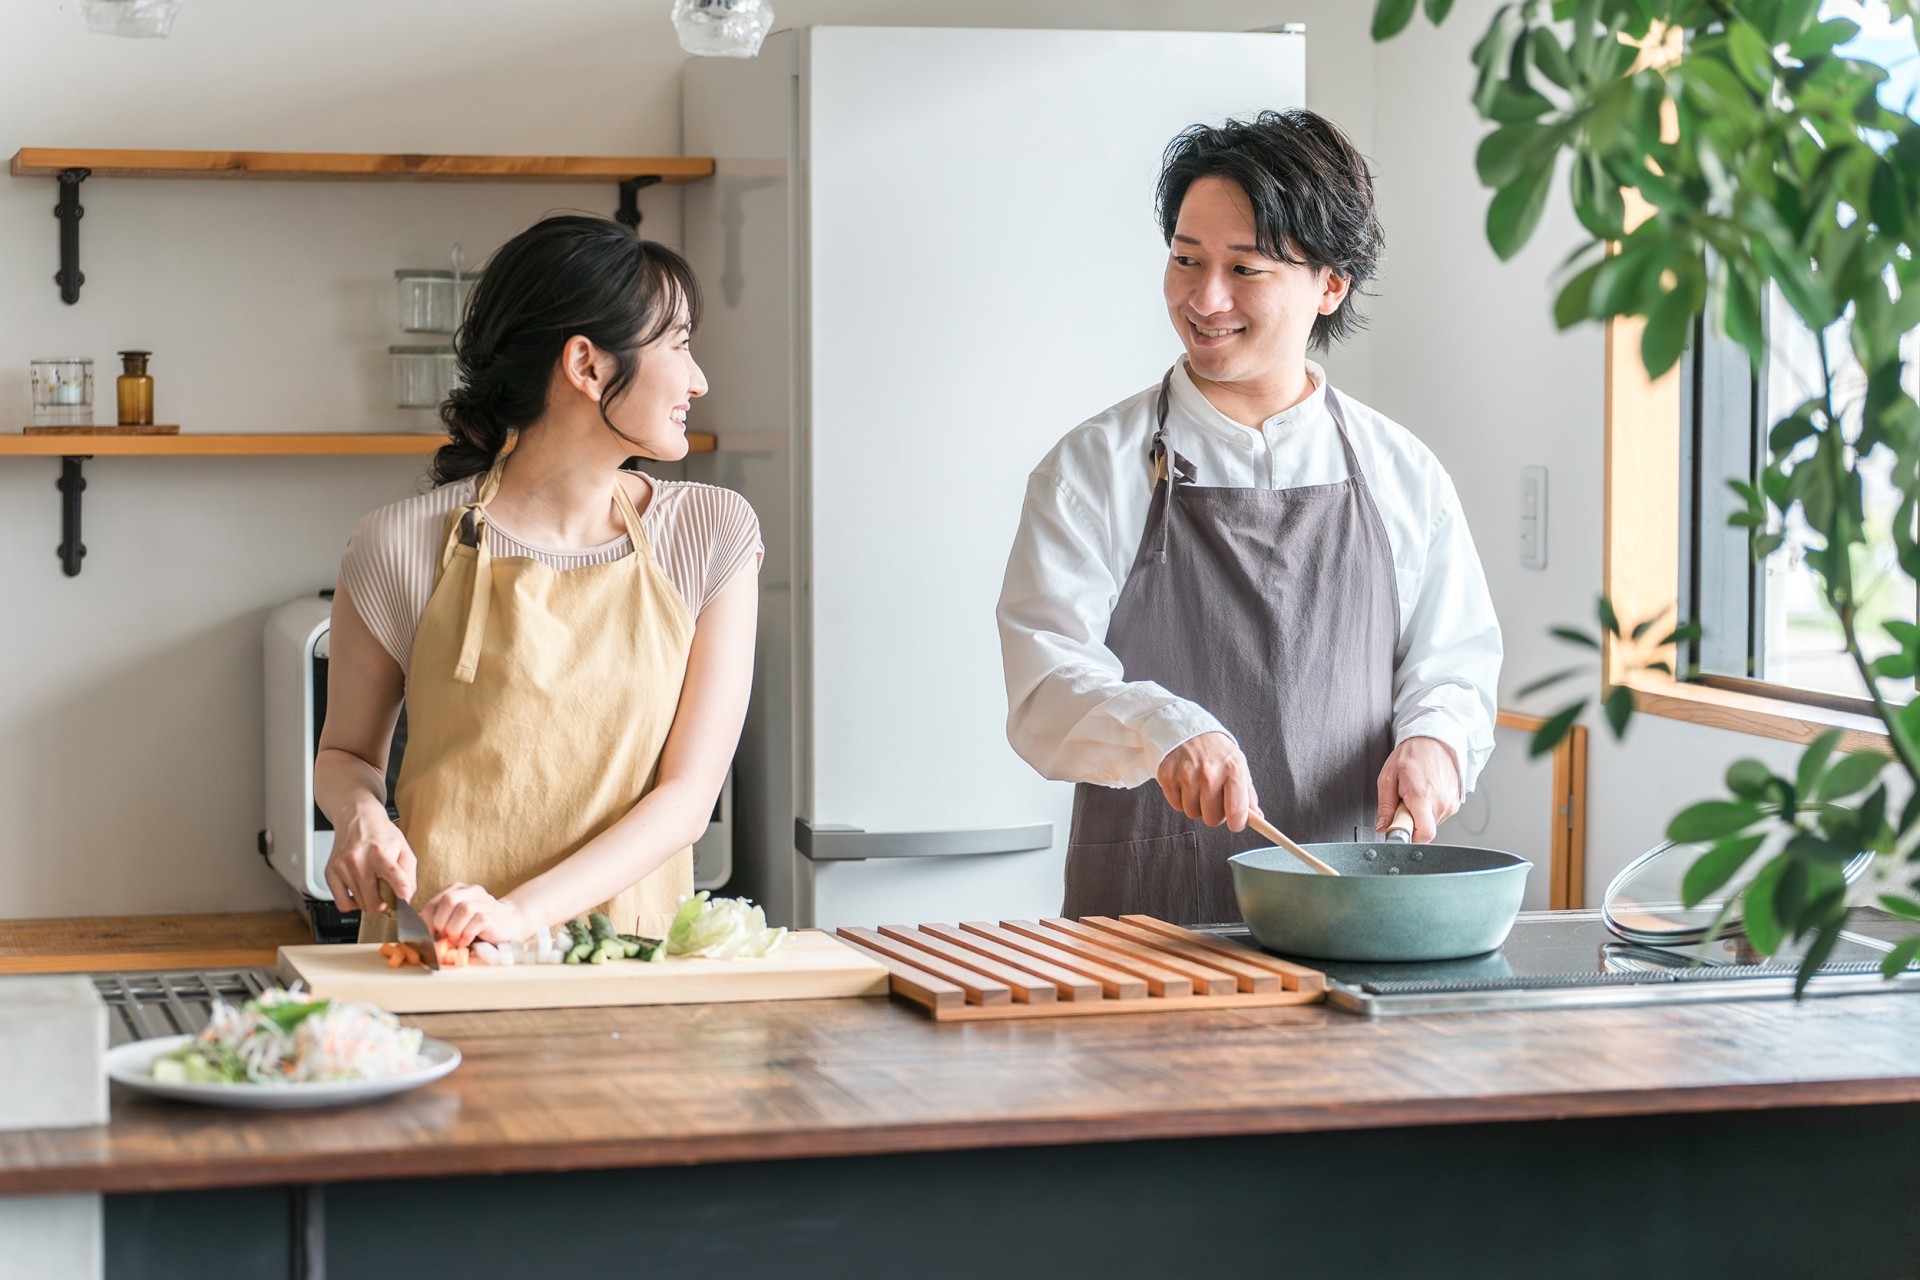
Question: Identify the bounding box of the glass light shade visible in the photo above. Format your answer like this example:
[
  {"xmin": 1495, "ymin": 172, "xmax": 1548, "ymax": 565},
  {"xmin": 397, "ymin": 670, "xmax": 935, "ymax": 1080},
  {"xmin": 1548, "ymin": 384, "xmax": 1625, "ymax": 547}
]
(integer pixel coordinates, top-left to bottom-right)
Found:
[
  {"xmin": 671, "ymin": 0, "xmax": 774, "ymax": 58},
  {"xmin": 84, "ymin": 0, "xmax": 181, "ymax": 37}
]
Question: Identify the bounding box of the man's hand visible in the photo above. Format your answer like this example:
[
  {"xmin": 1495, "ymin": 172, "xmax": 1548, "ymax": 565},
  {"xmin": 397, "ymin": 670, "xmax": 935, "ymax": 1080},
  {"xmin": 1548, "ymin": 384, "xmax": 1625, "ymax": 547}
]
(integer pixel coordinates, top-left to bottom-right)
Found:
[
  {"xmin": 1156, "ymin": 732, "xmax": 1259, "ymax": 831},
  {"xmin": 1375, "ymin": 736, "xmax": 1462, "ymax": 843}
]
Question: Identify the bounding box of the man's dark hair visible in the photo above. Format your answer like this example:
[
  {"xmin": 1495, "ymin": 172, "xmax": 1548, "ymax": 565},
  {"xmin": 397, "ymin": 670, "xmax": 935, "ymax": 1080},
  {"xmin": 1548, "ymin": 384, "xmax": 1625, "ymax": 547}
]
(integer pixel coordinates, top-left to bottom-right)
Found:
[{"xmin": 1156, "ymin": 109, "xmax": 1383, "ymax": 352}]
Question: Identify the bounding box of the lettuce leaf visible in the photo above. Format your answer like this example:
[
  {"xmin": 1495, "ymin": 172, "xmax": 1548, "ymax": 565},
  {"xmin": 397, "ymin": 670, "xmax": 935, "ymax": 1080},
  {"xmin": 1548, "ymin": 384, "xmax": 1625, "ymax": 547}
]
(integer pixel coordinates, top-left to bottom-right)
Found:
[{"xmin": 666, "ymin": 891, "xmax": 787, "ymax": 959}]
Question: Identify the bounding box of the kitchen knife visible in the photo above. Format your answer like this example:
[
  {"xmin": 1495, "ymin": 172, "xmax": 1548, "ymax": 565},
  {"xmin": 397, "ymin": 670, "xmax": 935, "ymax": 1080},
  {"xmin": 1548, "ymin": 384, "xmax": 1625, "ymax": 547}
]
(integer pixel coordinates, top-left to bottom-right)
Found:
[{"xmin": 378, "ymin": 879, "xmax": 441, "ymax": 971}]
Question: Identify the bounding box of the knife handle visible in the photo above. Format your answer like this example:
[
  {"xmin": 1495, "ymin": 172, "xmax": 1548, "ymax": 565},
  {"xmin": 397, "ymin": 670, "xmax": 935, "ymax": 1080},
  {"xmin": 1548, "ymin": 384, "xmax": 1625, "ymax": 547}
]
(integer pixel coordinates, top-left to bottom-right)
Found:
[{"xmin": 376, "ymin": 879, "xmax": 398, "ymax": 914}]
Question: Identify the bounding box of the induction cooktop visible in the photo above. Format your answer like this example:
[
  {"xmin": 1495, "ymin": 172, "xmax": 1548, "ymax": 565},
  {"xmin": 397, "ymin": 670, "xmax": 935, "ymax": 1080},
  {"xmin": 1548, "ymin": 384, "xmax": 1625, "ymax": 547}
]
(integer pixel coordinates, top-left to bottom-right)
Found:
[{"xmin": 1203, "ymin": 908, "xmax": 1920, "ymax": 1017}]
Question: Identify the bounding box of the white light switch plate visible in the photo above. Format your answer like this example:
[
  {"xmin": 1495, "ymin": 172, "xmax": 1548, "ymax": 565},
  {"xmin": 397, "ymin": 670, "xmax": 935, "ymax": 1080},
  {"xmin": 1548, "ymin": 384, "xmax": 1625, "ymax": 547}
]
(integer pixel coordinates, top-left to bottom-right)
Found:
[{"xmin": 1520, "ymin": 465, "xmax": 1547, "ymax": 569}]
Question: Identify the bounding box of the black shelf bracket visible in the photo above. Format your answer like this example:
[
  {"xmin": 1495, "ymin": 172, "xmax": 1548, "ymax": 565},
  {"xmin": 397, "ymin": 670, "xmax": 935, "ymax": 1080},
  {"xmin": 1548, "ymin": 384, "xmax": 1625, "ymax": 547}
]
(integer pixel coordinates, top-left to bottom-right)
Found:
[
  {"xmin": 54, "ymin": 167, "xmax": 90, "ymax": 304},
  {"xmin": 56, "ymin": 456, "xmax": 89, "ymax": 576},
  {"xmin": 616, "ymin": 175, "xmax": 662, "ymax": 230}
]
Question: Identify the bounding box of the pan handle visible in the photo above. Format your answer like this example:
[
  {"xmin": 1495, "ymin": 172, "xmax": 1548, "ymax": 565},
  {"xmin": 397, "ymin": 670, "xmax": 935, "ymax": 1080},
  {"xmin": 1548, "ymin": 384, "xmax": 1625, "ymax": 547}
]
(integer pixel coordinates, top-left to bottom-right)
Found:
[{"xmin": 1386, "ymin": 804, "xmax": 1416, "ymax": 844}]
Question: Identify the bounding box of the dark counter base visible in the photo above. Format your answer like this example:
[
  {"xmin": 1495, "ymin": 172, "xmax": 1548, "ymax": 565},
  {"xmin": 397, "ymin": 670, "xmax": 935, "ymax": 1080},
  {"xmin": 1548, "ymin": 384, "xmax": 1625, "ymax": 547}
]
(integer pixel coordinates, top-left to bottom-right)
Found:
[{"xmin": 109, "ymin": 1102, "xmax": 1920, "ymax": 1280}]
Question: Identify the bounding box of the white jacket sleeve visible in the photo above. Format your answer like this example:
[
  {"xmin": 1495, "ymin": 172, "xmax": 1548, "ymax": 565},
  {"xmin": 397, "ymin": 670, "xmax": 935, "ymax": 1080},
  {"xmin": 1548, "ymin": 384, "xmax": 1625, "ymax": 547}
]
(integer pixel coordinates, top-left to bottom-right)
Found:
[
  {"xmin": 997, "ymin": 468, "xmax": 1229, "ymax": 789},
  {"xmin": 1390, "ymin": 469, "xmax": 1502, "ymax": 797}
]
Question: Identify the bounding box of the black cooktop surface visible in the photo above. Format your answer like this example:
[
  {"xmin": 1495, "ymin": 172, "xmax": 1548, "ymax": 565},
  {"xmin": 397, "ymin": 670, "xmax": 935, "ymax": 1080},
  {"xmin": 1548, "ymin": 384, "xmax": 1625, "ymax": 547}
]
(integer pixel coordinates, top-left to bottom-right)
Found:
[{"xmin": 1205, "ymin": 908, "xmax": 1920, "ymax": 1015}]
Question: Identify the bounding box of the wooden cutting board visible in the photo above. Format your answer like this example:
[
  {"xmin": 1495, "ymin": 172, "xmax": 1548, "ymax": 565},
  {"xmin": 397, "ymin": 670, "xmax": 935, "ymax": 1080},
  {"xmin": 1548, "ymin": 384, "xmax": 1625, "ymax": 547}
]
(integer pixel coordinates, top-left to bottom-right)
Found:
[{"xmin": 277, "ymin": 929, "xmax": 889, "ymax": 1013}]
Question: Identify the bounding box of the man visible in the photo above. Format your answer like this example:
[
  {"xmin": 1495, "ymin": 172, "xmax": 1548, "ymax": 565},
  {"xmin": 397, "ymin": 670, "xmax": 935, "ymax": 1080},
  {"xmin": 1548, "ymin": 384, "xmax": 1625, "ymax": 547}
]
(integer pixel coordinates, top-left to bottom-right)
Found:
[{"xmin": 997, "ymin": 109, "xmax": 1500, "ymax": 925}]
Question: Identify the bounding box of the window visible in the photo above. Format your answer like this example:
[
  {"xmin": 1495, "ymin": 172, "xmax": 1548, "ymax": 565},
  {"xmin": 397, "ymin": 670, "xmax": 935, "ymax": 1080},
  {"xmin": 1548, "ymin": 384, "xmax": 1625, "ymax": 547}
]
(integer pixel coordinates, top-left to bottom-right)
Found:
[{"xmin": 1684, "ymin": 1, "xmax": 1920, "ymax": 715}]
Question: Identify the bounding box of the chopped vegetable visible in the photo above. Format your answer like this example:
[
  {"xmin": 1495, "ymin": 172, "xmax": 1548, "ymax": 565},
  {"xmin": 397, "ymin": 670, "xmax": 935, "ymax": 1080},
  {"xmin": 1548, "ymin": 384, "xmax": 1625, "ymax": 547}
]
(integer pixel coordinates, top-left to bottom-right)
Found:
[
  {"xmin": 151, "ymin": 987, "xmax": 425, "ymax": 1085},
  {"xmin": 666, "ymin": 892, "xmax": 787, "ymax": 959},
  {"xmin": 619, "ymin": 933, "xmax": 667, "ymax": 963}
]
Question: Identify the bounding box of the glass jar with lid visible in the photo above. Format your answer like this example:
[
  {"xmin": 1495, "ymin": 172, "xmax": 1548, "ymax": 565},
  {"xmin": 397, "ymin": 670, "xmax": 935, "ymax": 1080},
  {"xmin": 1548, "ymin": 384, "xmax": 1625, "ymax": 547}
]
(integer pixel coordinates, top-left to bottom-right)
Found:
[{"xmin": 29, "ymin": 358, "xmax": 94, "ymax": 427}]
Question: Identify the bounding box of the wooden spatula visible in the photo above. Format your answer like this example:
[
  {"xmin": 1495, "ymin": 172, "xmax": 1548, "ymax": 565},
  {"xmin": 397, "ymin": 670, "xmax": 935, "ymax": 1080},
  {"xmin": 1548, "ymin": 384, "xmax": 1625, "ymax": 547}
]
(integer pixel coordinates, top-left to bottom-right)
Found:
[{"xmin": 1246, "ymin": 811, "xmax": 1340, "ymax": 876}]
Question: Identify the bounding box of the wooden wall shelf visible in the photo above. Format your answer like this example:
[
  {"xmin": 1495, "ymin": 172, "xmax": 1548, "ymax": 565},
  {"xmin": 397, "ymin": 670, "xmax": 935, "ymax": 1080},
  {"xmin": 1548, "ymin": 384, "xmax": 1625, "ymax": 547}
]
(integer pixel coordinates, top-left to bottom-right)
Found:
[
  {"xmin": 0, "ymin": 432, "xmax": 716, "ymax": 457},
  {"xmin": 4, "ymin": 432, "xmax": 717, "ymax": 576},
  {"xmin": 9, "ymin": 149, "xmax": 715, "ymax": 183},
  {"xmin": 9, "ymin": 147, "xmax": 715, "ymax": 303}
]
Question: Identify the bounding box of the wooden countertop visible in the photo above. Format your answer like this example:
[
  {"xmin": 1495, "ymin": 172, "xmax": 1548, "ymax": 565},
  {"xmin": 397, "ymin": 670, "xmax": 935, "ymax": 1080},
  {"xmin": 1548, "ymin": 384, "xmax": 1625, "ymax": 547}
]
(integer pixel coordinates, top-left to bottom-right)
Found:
[
  {"xmin": 5, "ymin": 977, "xmax": 1920, "ymax": 1195},
  {"xmin": 0, "ymin": 911, "xmax": 311, "ymax": 974}
]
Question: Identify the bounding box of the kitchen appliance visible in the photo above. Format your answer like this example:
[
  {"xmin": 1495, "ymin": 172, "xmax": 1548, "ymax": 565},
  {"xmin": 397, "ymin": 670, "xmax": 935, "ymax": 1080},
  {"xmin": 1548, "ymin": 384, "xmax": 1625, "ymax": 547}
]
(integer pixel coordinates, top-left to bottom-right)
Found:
[
  {"xmin": 1231, "ymin": 804, "xmax": 1531, "ymax": 962},
  {"xmin": 262, "ymin": 594, "xmax": 735, "ymax": 939},
  {"xmin": 277, "ymin": 931, "xmax": 888, "ymax": 1013},
  {"xmin": 1218, "ymin": 907, "xmax": 1920, "ymax": 1016},
  {"xmin": 683, "ymin": 25, "xmax": 1307, "ymax": 929}
]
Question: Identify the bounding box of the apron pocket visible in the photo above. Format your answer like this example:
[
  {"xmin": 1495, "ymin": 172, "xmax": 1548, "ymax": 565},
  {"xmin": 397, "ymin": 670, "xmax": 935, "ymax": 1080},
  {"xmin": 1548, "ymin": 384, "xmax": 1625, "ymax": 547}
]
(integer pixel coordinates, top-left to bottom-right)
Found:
[{"xmin": 1062, "ymin": 832, "xmax": 1207, "ymax": 923}]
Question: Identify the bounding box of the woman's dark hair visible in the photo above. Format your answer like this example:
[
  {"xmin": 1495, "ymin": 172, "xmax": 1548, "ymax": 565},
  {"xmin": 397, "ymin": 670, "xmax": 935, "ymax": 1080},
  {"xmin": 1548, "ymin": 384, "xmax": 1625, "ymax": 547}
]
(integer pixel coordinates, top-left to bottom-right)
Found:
[
  {"xmin": 432, "ymin": 213, "xmax": 703, "ymax": 485},
  {"xmin": 1155, "ymin": 109, "xmax": 1383, "ymax": 352}
]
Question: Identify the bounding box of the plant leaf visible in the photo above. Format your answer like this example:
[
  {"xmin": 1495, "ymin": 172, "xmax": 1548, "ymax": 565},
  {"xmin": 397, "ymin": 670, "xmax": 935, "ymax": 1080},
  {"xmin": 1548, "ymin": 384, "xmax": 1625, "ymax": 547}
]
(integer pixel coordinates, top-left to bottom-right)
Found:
[
  {"xmin": 1815, "ymin": 751, "xmax": 1888, "ymax": 802},
  {"xmin": 1424, "ymin": 0, "xmax": 1455, "ymax": 20},
  {"xmin": 1794, "ymin": 731, "xmax": 1843, "ymax": 802},
  {"xmin": 1597, "ymin": 597, "xmax": 1621, "ymax": 637},
  {"xmin": 1743, "ymin": 856, "xmax": 1787, "ymax": 955},
  {"xmin": 1518, "ymin": 665, "xmax": 1587, "ymax": 698},
  {"xmin": 1882, "ymin": 936, "xmax": 1920, "ymax": 978},
  {"xmin": 1604, "ymin": 683, "xmax": 1635, "ymax": 738},
  {"xmin": 1373, "ymin": 0, "xmax": 1420, "ymax": 40},
  {"xmin": 1529, "ymin": 701, "xmax": 1586, "ymax": 758},
  {"xmin": 1878, "ymin": 894, "xmax": 1920, "ymax": 922},
  {"xmin": 1551, "ymin": 626, "xmax": 1601, "ymax": 649},
  {"xmin": 1667, "ymin": 800, "xmax": 1764, "ymax": 844},
  {"xmin": 1682, "ymin": 832, "xmax": 1768, "ymax": 907},
  {"xmin": 1487, "ymin": 161, "xmax": 1558, "ymax": 260},
  {"xmin": 1725, "ymin": 759, "xmax": 1775, "ymax": 799}
]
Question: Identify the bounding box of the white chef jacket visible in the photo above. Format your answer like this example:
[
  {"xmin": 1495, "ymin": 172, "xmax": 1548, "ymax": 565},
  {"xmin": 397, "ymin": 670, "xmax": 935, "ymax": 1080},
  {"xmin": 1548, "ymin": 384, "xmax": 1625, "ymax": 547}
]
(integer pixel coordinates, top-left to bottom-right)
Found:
[{"xmin": 997, "ymin": 359, "xmax": 1501, "ymax": 797}]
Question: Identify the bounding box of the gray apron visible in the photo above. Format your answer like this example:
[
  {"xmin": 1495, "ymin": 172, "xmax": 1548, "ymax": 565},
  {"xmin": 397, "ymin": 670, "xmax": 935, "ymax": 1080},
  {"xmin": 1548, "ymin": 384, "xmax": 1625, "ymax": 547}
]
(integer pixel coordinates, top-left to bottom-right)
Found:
[{"xmin": 1062, "ymin": 368, "xmax": 1401, "ymax": 925}]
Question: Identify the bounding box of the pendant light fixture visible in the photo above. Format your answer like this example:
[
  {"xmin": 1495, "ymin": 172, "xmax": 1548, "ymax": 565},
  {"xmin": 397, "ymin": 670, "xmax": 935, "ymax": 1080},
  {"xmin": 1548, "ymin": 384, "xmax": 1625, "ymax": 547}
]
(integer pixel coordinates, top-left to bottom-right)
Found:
[{"xmin": 671, "ymin": 0, "xmax": 774, "ymax": 57}]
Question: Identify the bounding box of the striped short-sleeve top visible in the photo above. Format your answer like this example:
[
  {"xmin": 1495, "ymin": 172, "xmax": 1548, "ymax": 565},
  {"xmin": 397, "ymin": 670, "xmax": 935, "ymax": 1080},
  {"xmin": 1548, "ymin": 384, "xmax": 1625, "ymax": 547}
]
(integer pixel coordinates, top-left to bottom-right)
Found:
[{"xmin": 339, "ymin": 473, "xmax": 763, "ymax": 674}]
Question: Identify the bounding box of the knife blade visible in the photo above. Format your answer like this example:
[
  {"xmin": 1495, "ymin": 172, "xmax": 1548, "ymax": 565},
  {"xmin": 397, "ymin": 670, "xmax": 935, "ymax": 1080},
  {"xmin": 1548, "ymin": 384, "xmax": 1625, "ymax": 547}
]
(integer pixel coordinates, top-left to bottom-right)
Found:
[{"xmin": 378, "ymin": 879, "xmax": 441, "ymax": 971}]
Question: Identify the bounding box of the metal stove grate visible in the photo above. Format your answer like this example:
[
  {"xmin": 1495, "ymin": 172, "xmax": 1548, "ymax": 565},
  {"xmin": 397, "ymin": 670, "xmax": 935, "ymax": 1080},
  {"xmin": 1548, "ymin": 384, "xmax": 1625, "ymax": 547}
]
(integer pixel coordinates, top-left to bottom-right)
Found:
[{"xmin": 92, "ymin": 969, "xmax": 275, "ymax": 1046}]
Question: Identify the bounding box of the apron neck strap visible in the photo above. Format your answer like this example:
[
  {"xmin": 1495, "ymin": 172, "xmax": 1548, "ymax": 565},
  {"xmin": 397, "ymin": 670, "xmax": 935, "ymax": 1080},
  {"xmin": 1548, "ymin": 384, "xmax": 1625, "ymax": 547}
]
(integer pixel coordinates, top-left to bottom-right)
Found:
[
  {"xmin": 448, "ymin": 460, "xmax": 508, "ymax": 684},
  {"xmin": 1322, "ymin": 385, "xmax": 1364, "ymax": 481}
]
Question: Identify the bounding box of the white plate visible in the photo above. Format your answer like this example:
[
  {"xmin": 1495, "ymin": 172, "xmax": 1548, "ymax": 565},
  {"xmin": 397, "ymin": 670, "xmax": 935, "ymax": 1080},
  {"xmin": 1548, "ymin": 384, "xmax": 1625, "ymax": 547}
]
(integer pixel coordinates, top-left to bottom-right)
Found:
[{"xmin": 106, "ymin": 1034, "xmax": 461, "ymax": 1110}]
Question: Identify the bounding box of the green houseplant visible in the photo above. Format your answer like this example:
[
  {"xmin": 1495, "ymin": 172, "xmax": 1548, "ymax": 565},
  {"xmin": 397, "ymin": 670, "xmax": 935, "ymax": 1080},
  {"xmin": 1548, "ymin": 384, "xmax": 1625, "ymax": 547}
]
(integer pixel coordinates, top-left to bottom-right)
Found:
[{"xmin": 1371, "ymin": 0, "xmax": 1920, "ymax": 984}]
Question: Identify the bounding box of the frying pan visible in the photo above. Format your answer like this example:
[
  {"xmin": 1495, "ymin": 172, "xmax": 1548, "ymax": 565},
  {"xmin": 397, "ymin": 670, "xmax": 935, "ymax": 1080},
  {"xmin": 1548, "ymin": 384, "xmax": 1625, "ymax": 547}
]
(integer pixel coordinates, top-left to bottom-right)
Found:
[{"xmin": 1228, "ymin": 805, "xmax": 1530, "ymax": 962}]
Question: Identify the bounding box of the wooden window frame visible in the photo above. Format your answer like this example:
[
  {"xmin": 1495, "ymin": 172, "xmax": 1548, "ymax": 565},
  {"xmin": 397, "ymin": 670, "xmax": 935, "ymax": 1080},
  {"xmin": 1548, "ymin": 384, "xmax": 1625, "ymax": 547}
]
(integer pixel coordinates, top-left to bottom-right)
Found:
[{"xmin": 1603, "ymin": 301, "xmax": 1894, "ymax": 756}]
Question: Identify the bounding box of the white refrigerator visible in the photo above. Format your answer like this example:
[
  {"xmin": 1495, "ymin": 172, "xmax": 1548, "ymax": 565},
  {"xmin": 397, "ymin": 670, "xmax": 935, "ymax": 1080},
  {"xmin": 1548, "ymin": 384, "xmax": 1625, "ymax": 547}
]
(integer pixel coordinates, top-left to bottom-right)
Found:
[{"xmin": 683, "ymin": 25, "xmax": 1306, "ymax": 929}]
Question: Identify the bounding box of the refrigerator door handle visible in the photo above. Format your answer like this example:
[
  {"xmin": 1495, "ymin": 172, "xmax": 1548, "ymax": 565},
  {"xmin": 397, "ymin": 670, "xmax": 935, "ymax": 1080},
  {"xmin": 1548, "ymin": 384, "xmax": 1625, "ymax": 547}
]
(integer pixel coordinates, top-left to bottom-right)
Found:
[{"xmin": 794, "ymin": 819, "xmax": 1054, "ymax": 862}]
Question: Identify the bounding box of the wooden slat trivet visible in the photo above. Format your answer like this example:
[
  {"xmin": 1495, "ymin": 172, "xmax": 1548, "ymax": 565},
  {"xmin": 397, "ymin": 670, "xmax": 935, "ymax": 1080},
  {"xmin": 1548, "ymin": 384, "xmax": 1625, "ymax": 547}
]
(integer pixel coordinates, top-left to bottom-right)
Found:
[
  {"xmin": 836, "ymin": 916, "xmax": 1325, "ymax": 1022},
  {"xmin": 918, "ymin": 924, "xmax": 1102, "ymax": 1001},
  {"xmin": 957, "ymin": 921, "xmax": 1147, "ymax": 1000},
  {"xmin": 877, "ymin": 925, "xmax": 1056, "ymax": 1004},
  {"xmin": 1118, "ymin": 914, "xmax": 1326, "ymax": 994}
]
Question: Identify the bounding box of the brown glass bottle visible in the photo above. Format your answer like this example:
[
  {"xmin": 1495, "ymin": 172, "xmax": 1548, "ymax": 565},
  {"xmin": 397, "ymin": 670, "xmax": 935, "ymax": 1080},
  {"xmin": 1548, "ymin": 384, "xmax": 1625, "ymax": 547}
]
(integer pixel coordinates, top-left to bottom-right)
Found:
[{"xmin": 116, "ymin": 350, "xmax": 154, "ymax": 426}]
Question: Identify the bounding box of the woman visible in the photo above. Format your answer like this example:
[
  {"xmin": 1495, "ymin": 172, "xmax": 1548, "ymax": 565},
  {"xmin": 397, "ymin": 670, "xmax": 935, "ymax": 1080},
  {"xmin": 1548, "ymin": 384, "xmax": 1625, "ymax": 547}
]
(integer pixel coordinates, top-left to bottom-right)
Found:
[{"xmin": 315, "ymin": 214, "xmax": 760, "ymax": 948}]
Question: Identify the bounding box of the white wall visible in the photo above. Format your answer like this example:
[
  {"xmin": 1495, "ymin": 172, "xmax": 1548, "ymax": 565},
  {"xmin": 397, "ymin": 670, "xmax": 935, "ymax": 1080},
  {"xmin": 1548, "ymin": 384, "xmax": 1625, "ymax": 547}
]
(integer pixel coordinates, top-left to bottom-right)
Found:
[
  {"xmin": 0, "ymin": 0, "xmax": 1375, "ymax": 917},
  {"xmin": 1368, "ymin": 1, "xmax": 1805, "ymax": 900}
]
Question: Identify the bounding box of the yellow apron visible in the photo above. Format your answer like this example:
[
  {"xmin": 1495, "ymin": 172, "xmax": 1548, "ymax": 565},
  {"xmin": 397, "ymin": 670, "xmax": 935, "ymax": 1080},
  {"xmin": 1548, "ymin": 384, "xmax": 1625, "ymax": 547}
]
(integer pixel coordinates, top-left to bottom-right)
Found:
[{"xmin": 362, "ymin": 461, "xmax": 697, "ymax": 942}]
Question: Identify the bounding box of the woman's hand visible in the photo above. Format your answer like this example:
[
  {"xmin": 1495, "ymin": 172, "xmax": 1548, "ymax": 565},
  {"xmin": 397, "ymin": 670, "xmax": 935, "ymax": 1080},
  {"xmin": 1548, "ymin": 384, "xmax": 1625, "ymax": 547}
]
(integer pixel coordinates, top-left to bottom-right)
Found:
[
  {"xmin": 323, "ymin": 807, "xmax": 418, "ymax": 914},
  {"xmin": 1155, "ymin": 731, "xmax": 1259, "ymax": 831},
  {"xmin": 421, "ymin": 883, "xmax": 532, "ymax": 949}
]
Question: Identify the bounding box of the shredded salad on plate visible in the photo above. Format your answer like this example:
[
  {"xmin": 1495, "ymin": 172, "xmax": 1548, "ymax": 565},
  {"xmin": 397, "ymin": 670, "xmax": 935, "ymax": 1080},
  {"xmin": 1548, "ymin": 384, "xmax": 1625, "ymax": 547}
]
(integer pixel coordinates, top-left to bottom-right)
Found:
[{"xmin": 151, "ymin": 988, "xmax": 426, "ymax": 1086}]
